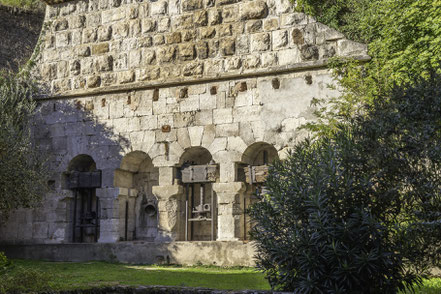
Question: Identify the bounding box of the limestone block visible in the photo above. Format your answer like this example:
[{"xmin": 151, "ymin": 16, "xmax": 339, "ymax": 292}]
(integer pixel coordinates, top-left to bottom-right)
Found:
[
  {"xmin": 178, "ymin": 44, "xmax": 196, "ymax": 61},
  {"xmin": 273, "ymin": 30, "xmax": 288, "ymax": 49},
  {"xmin": 188, "ymin": 126, "xmax": 204, "ymax": 146},
  {"xmin": 200, "ymin": 27, "xmax": 216, "ymax": 39},
  {"xmin": 154, "ymin": 35, "xmax": 165, "ymax": 45},
  {"xmin": 194, "ymin": 10, "xmax": 208, "ymax": 27},
  {"xmin": 183, "ymin": 62, "xmax": 204, "ymax": 76},
  {"xmin": 82, "ymin": 27, "xmax": 97, "ymax": 43},
  {"xmin": 246, "ymin": 20, "xmax": 262, "ymax": 33},
  {"xmin": 69, "ymin": 15, "xmax": 86, "ymax": 29},
  {"xmin": 213, "ymin": 108, "xmax": 233, "ymax": 124},
  {"xmin": 166, "ymin": 32, "xmax": 182, "ymax": 44},
  {"xmin": 216, "ymin": 123, "xmax": 239, "ymax": 137},
  {"xmin": 262, "ymin": 52, "xmax": 278, "ymax": 67},
  {"xmin": 76, "ymin": 45, "xmax": 91, "ymax": 57},
  {"xmin": 281, "ymin": 12, "xmax": 309, "ymax": 27},
  {"xmin": 54, "ymin": 18, "xmax": 68, "ymax": 31},
  {"xmin": 142, "ymin": 19, "xmax": 157, "ymax": 33},
  {"xmin": 225, "ymin": 57, "xmax": 242, "ymax": 71},
  {"xmin": 56, "ymin": 32, "xmax": 70, "ymax": 47},
  {"xmin": 278, "ymin": 48, "xmax": 301, "ymax": 65},
  {"xmin": 208, "ymin": 137, "xmax": 227, "ymax": 155},
  {"xmin": 177, "ymin": 128, "xmax": 191, "ymax": 149},
  {"xmin": 218, "ymin": 24, "xmax": 232, "ymax": 37},
  {"xmin": 240, "ymin": 0, "xmax": 268, "ymax": 20},
  {"xmin": 300, "ymin": 44, "xmax": 319, "ymax": 60},
  {"xmin": 222, "ymin": 6, "xmax": 238, "ymax": 23},
  {"xmin": 201, "ymin": 123, "xmax": 215, "ymax": 146},
  {"xmin": 158, "ymin": 17, "xmax": 171, "ymax": 32},
  {"xmin": 337, "ymin": 39, "xmax": 368, "ymax": 57},
  {"xmin": 95, "ymin": 55, "xmax": 113, "ymax": 72},
  {"xmin": 220, "ymin": 38, "xmax": 235, "ymax": 56},
  {"xmin": 158, "ymin": 46, "xmax": 176, "ymax": 63},
  {"xmin": 138, "ymin": 67, "xmax": 160, "ymax": 81},
  {"xmin": 113, "ymin": 22, "xmax": 130, "ymax": 39},
  {"xmin": 264, "ymin": 18, "xmax": 279, "ymax": 31},
  {"xmin": 208, "ymin": 9, "xmax": 222, "ymax": 25},
  {"xmin": 182, "ymin": 0, "xmax": 203, "ymax": 11},
  {"xmin": 227, "ymin": 136, "xmax": 247, "ymax": 155},
  {"xmin": 151, "ymin": 0, "xmax": 168, "ymax": 15},
  {"xmin": 243, "ymin": 55, "xmax": 261, "ymax": 69},
  {"xmin": 275, "ymin": 0, "xmax": 293, "ymax": 14},
  {"xmin": 130, "ymin": 19, "xmax": 142, "ymax": 36},
  {"xmin": 199, "ymin": 93, "xmax": 216, "ymax": 110},
  {"xmin": 91, "ymin": 43, "xmax": 110, "ymax": 55}
]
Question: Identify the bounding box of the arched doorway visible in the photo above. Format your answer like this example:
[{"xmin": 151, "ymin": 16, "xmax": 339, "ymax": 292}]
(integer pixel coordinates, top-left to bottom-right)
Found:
[
  {"xmin": 179, "ymin": 147, "xmax": 217, "ymax": 241},
  {"xmin": 65, "ymin": 154, "xmax": 101, "ymax": 243},
  {"xmin": 115, "ymin": 151, "xmax": 159, "ymax": 241},
  {"xmin": 240, "ymin": 142, "xmax": 279, "ymax": 240}
]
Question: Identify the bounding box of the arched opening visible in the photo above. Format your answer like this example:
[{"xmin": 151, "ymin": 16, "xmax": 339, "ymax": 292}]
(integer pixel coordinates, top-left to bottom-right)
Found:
[
  {"xmin": 179, "ymin": 147, "xmax": 217, "ymax": 241},
  {"xmin": 240, "ymin": 142, "xmax": 279, "ymax": 241},
  {"xmin": 65, "ymin": 154, "xmax": 101, "ymax": 243},
  {"xmin": 115, "ymin": 151, "xmax": 159, "ymax": 241}
]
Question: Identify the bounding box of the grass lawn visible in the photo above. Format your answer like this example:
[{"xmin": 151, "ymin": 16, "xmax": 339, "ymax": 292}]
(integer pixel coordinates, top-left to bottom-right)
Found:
[
  {"xmin": 7, "ymin": 259, "xmax": 441, "ymax": 293},
  {"xmin": 11, "ymin": 259, "xmax": 271, "ymax": 291}
]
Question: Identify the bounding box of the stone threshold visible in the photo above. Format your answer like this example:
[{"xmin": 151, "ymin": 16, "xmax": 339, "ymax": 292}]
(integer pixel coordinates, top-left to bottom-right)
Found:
[{"xmin": 36, "ymin": 55, "xmax": 370, "ymax": 101}]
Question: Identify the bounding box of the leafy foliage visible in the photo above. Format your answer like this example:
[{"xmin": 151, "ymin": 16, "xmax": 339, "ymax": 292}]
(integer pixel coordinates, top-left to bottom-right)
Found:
[
  {"xmin": 0, "ymin": 252, "xmax": 50, "ymax": 294},
  {"xmin": 296, "ymin": 0, "xmax": 441, "ymax": 135},
  {"xmin": 0, "ymin": 71, "xmax": 48, "ymax": 220},
  {"xmin": 249, "ymin": 73, "xmax": 441, "ymax": 293}
]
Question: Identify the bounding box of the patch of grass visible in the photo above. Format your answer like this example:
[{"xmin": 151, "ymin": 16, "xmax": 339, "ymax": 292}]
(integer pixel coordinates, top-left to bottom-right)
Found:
[
  {"xmin": 401, "ymin": 278, "xmax": 441, "ymax": 294},
  {"xmin": 8, "ymin": 260, "xmax": 441, "ymax": 293},
  {"xmin": 10, "ymin": 259, "xmax": 271, "ymax": 291}
]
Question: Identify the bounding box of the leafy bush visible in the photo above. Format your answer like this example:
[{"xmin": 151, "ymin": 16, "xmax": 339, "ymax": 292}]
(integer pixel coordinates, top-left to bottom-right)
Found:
[
  {"xmin": 249, "ymin": 73, "xmax": 441, "ymax": 293},
  {"xmin": 0, "ymin": 252, "xmax": 51, "ymax": 294},
  {"xmin": 0, "ymin": 71, "xmax": 48, "ymax": 220}
]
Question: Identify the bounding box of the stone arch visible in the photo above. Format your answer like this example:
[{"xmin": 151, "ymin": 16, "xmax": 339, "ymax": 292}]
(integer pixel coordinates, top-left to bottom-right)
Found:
[
  {"xmin": 241, "ymin": 142, "xmax": 279, "ymax": 166},
  {"xmin": 67, "ymin": 154, "xmax": 97, "ymax": 172},
  {"xmin": 114, "ymin": 151, "xmax": 159, "ymax": 241},
  {"xmin": 179, "ymin": 146, "xmax": 214, "ymax": 166}
]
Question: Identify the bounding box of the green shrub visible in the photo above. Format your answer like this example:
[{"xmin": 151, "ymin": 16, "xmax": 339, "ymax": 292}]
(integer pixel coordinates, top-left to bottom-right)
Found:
[
  {"xmin": 0, "ymin": 252, "xmax": 51, "ymax": 294},
  {"xmin": 249, "ymin": 73, "xmax": 441, "ymax": 293}
]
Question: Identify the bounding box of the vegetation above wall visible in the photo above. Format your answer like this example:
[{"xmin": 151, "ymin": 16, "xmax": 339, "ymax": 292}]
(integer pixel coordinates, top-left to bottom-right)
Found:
[{"xmin": 295, "ymin": 0, "xmax": 441, "ymax": 135}]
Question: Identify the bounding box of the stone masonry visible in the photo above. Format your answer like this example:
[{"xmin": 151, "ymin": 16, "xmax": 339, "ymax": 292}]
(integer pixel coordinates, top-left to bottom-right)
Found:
[{"xmin": 0, "ymin": 0, "xmax": 369, "ymax": 265}]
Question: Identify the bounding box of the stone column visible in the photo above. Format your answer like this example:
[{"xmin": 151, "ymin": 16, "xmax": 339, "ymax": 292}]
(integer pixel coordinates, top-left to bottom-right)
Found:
[
  {"xmin": 152, "ymin": 184, "xmax": 184, "ymax": 241},
  {"xmin": 213, "ymin": 182, "xmax": 246, "ymax": 241},
  {"xmin": 151, "ymin": 165, "xmax": 184, "ymax": 242},
  {"xmin": 97, "ymin": 187, "xmax": 120, "ymax": 243}
]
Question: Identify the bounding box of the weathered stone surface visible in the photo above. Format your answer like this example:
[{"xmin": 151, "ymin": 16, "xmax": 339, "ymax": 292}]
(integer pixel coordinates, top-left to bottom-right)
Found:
[
  {"xmin": 1, "ymin": 0, "xmax": 369, "ymax": 267},
  {"xmin": 240, "ymin": 1, "xmax": 268, "ymax": 20}
]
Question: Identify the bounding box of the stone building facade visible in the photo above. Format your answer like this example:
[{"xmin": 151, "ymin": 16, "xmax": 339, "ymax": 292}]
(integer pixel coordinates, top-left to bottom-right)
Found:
[{"xmin": 0, "ymin": 0, "xmax": 368, "ymax": 265}]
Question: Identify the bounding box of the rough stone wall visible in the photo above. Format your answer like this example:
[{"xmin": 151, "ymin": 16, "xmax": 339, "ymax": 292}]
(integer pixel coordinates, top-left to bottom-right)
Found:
[
  {"xmin": 0, "ymin": 0, "xmax": 369, "ymax": 265},
  {"xmin": 35, "ymin": 0, "xmax": 367, "ymax": 94}
]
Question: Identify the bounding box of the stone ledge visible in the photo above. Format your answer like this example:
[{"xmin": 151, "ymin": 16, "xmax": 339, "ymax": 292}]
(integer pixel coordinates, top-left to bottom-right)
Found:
[{"xmin": 36, "ymin": 55, "xmax": 370, "ymax": 101}]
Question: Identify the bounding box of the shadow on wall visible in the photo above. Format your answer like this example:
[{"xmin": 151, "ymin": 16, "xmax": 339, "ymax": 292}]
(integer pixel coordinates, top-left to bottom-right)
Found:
[{"xmin": 0, "ymin": 96, "xmax": 131, "ymax": 244}]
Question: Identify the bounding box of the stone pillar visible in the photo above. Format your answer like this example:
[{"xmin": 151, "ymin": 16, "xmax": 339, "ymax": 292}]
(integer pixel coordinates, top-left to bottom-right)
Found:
[
  {"xmin": 97, "ymin": 187, "xmax": 120, "ymax": 243},
  {"xmin": 152, "ymin": 184, "xmax": 184, "ymax": 241},
  {"xmin": 213, "ymin": 182, "xmax": 246, "ymax": 241}
]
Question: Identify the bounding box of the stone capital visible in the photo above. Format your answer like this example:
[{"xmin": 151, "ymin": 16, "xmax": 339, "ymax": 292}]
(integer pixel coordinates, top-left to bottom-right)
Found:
[
  {"xmin": 212, "ymin": 182, "xmax": 246, "ymax": 194},
  {"xmin": 152, "ymin": 184, "xmax": 184, "ymax": 200}
]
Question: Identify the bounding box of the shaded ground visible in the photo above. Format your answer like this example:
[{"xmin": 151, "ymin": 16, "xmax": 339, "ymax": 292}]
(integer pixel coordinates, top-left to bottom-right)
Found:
[{"xmin": 0, "ymin": 4, "xmax": 44, "ymax": 72}]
